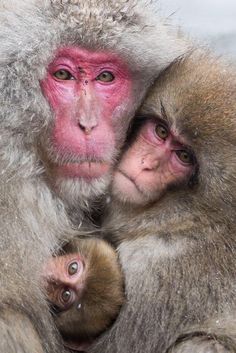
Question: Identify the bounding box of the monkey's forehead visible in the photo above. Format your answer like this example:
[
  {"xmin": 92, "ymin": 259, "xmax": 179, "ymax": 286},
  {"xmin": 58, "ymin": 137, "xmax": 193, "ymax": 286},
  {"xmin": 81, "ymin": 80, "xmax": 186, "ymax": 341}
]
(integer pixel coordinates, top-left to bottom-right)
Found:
[{"xmin": 0, "ymin": 0, "xmax": 189, "ymax": 79}]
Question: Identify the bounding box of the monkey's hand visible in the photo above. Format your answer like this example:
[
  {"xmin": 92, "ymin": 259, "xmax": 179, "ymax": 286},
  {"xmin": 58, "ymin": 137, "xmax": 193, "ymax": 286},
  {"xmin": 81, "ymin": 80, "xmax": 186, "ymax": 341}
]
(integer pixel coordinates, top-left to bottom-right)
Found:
[{"xmin": 167, "ymin": 335, "xmax": 232, "ymax": 353}]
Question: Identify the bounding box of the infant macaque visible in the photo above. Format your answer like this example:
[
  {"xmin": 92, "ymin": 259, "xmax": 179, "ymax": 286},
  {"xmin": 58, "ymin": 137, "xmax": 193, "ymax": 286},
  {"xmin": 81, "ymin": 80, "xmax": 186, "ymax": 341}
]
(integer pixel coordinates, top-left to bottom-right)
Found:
[{"xmin": 43, "ymin": 238, "xmax": 124, "ymax": 350}]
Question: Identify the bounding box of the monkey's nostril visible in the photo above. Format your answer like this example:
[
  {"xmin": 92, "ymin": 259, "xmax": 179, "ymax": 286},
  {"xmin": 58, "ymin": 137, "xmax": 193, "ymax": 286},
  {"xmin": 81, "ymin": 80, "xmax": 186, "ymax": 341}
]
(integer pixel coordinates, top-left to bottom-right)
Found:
[
  {"xmin": 78, "ymin": 124, "xmax": 93, "ymax": 135},
  {"xmin": 141, "ymin": 159, "xmax": 159, "ymax": 171}
]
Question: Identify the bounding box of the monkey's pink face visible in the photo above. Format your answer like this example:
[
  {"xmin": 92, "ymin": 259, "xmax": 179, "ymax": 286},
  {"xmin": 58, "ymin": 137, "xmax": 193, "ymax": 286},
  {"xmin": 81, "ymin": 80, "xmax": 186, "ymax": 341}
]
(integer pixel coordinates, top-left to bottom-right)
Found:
[
  {"xmin": 44, "ymin": 254, "xmax": 84, "ymax": 311},
  {"xmin": 41, "ymin": 47, "xmax": 132, "ymax": 187},
  {"xmin": 113, "ymin": 119, "xmax": 197, "ymax": 205}
]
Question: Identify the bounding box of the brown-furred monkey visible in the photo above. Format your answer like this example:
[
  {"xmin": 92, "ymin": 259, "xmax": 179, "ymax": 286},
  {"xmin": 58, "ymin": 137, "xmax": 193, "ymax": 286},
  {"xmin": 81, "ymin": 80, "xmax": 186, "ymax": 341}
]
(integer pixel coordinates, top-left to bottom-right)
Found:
[
  {"xmin": 43, "ymin": 238, "xmax": 124, "ymax": 350},
  {"xmin": 88, "ymin": 53, "xmax": 236, "ymax": 353},
  {"xmin": 0, "ymin": 0, "xmax": 189, "ymax": 352}
]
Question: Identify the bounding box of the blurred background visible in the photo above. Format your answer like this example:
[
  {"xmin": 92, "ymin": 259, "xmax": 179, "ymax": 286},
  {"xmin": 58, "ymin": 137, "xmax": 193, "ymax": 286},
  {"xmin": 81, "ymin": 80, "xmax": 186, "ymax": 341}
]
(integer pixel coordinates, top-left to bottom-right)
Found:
[{"xmin": 159, "ymin": 0, "xmax": 236, "ymax": 58}]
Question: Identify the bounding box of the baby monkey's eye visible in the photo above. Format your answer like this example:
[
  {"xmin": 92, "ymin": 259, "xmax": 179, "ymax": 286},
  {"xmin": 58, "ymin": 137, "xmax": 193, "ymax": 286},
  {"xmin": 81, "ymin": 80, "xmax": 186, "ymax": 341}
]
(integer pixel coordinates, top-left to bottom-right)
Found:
[
  {"xmin": 155, "ymin": 123, "xmax": 169, "ymax": 140},
  {"xmin": 53, "ymin": 69, "xmax": 74, "ymax": 80},
  {"xmin": 61, "ymin": 289, "xmax": 72, "ymax": 303},
  {"xmin": 59, "ymin": 288, "xmax": 76, "ymax": 308},
  {"xmin": 68, "ymin": 261, "xmax": 79, "ymax": 275},
  {"xmin": 176, "ymin": 150, "xmax": 194, "ymax": 165}
]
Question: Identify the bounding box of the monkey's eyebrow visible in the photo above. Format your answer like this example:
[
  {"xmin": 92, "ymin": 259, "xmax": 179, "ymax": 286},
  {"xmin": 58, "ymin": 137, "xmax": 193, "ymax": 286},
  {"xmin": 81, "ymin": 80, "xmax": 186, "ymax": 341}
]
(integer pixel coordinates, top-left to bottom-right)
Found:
[{"xmin": 160, "ymin": 100, "xmax": 169, "ymax": 122}]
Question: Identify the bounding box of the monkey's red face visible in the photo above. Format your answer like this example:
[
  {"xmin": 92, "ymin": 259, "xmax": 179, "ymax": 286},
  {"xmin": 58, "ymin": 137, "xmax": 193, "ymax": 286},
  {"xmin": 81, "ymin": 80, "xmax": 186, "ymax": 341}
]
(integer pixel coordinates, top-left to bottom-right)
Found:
[
  {"xmin": 113, "ymin": 118, "xmax": 197, "ymax": 205},
  {"xmin": 44, "ymin": 254, "xmax": 84, "ymax": 311},
  {"xmin": 41, "ymin": 47, "xmax": 132, "ymax": 199}
]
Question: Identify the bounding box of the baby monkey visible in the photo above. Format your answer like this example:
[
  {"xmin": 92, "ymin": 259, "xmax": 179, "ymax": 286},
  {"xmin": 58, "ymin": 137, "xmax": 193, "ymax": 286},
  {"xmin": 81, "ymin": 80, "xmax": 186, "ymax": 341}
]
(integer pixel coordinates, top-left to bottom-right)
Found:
[{"xmin": 43, "ymin": 238, "xmax": 124, "ymax": 350}]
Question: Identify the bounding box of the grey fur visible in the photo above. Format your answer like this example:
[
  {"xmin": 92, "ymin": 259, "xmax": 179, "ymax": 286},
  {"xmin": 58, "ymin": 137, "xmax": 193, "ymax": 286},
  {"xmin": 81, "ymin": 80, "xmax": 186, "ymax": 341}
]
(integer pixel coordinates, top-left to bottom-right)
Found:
[
  {"xmin": 90, "ymin": 53, "xmax": 236, "ymax": 353},
  {"xmin": 0, "ymin": 0, "xmax": 189, "ymax": 352}
]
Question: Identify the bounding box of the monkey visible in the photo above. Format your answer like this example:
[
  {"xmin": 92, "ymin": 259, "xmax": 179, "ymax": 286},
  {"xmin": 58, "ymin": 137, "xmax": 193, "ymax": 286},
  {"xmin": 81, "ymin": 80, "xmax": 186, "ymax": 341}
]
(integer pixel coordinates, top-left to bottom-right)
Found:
[
  {"xmin": 0, "ymin": 1, "xmax": 190, "ymax": 352},
  {"xmin": 88, "ymin": 53, "xmax": 236, "ymax": 353},
  {"xmin": 43, "ymin": 238, "xmax": 124, "ymax": 351}
]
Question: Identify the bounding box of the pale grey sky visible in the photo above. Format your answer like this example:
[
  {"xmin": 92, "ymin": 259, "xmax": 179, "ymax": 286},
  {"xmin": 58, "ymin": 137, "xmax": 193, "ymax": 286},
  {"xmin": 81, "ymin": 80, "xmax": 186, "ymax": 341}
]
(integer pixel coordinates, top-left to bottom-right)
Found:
[{"xmin": 159, "ymin": 0, "xmax": 236, "ymax": 57}]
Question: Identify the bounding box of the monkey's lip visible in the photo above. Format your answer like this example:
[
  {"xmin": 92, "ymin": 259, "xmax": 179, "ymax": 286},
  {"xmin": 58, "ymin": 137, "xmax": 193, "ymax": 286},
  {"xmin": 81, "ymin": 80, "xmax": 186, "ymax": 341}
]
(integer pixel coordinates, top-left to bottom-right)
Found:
[{"xmin": 56, "ymin": 162, "xmax": 110, "ymax": 179}]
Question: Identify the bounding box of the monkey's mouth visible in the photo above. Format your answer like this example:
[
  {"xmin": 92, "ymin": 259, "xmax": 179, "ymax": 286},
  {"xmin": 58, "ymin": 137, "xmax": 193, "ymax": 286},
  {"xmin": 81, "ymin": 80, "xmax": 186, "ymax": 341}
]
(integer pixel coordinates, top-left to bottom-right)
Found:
[
  {"xmin": 55, "ymin": 161, "xmax": 110, "ymax": 179},
  {"xmin": 116, "ymin": 169, "xmax": 144, "ymax": 195}
]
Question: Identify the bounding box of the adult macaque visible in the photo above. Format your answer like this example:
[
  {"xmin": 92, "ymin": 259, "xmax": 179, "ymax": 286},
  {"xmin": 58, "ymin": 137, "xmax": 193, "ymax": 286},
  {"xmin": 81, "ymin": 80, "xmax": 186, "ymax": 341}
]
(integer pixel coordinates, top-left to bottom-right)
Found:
[
  {"xmin": 0, "ymin": 0, "xmax": 189, "ymax": 352},
  {"xmin": 43, "ymin": 238, "xmax": 124, "ymax": 350},
  {"xmin": 89, "ymin": 53, "xmax": 236, "ymax": 353}
]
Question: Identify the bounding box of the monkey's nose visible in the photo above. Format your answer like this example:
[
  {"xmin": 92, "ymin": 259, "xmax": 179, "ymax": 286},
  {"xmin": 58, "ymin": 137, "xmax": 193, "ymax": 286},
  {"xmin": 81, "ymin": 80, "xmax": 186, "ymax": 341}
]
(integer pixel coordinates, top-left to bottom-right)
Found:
[
  {"xmin": 78, "ymin": 122, "xmax": 97, "ymax": 135},
  {"xmin": 141, "ymin": 156, "xmax": 159, "ymax": 171},
  {"xmin": 79, "ymin": 124, "xmax": 92, "ymax": 135}
]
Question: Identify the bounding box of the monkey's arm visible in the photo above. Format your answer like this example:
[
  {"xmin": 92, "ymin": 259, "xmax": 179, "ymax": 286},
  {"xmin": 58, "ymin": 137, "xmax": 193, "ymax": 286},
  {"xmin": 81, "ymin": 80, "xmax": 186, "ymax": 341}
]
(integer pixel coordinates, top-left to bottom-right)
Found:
[
  {"xmin": 167, "ymin": 316, "xmax": 236, "ymax": 353},
  {"xmin": 0, "ymin": 180, "xmax": 74, "ymax": 353},
  {"xmin": 0, "ymin": 309, "xmax": 45, "ymax": 353}
]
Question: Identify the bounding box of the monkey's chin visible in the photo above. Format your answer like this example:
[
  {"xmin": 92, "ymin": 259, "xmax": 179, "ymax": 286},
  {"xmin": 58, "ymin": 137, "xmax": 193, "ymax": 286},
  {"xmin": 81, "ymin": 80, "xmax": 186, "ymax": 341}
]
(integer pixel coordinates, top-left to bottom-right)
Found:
[
  {"xmin": 55, "ymin": 173, "xmax": 111, "ymax": 209},
  {"xmin": 56, "ymin": 162, "xmax": 110, "ymax": 179}
]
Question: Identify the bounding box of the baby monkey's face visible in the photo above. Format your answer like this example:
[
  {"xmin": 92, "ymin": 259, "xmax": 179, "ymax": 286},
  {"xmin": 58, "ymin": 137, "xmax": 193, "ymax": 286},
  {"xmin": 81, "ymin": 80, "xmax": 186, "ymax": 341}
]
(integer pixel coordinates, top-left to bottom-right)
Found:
[
  {"xmin": 113, "ymin": 117, "xmax": 197, "ymax": 206},
  {"xmin": 44, "ymin": 254, "xmax": 85, "ymax": 312}
]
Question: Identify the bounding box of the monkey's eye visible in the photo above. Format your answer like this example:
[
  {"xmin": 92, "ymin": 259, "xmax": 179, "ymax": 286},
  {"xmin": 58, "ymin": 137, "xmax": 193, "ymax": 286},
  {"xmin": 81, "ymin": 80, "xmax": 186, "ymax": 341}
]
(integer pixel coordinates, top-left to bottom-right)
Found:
[
  {"xmin": 176, "ymin": 150, "xmax": 194, "ymax": 165},
  {"xmin": 68, "ymin": 261, "xmax": 79, "ymax": 276},
  {"xmin": 58, "ymin": 288, "xmax": 76, "ymax": 309},
  {"xmin": 155, "ymin": 123, "xmax": 169, "ymax": 140},
  {"xmin": 53, "ymin": 69, "xmax": 74, "ymax": 80},
  {"xmin": 96, "ymin": 71, "xmax": 115, "ymax": 83},
  {"xmin": 60, "ymin": 289, "xmax": 73, "ymax": 304}
]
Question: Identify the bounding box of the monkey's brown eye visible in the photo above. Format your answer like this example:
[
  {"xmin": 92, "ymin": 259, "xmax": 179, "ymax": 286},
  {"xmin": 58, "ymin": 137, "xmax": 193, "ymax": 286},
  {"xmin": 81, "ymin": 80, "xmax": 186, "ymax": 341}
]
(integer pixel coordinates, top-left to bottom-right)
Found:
[
  {"xmin": 61, "ymin": 289, "xmax": 72, "ymax": 303},
  {"xmin": 176, "ymin": 150, "xmax": 193, "ymax": 165},
  {"xmin": 68, "ymin": 261, "xmax": 78, "ymax": 276},
  {"xmin": 53, "ymin": 69, "xmax": 74, "ymax": 80},
  {"xmin": 96, "ymin": 71, "xmax": 114, "ymax": 82},
  {"xmin": 155, "ymin": 124, "xmax": 168, "ymax": 140}
]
